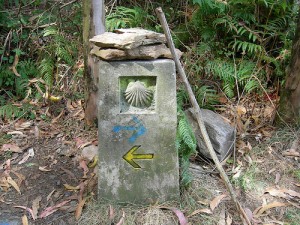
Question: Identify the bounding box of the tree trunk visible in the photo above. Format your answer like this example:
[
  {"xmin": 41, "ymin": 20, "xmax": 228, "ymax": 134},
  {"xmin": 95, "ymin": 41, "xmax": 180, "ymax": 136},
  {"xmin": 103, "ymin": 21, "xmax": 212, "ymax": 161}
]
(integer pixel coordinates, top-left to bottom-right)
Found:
[
  {"xmin": 278, "ymin": 12, "xmax": 300, "ymax": 124},
  {"xmin": 83, "ymin": 0, "xmax": 105, "ymax": 126}
]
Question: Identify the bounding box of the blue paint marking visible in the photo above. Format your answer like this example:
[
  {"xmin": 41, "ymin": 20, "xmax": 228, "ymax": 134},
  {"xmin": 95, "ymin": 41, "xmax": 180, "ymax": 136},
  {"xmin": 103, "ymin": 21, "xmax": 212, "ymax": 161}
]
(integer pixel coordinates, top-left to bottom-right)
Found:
[{"xmin": 113, "ymin": 116, "xmax": 147, "ymax": 143}]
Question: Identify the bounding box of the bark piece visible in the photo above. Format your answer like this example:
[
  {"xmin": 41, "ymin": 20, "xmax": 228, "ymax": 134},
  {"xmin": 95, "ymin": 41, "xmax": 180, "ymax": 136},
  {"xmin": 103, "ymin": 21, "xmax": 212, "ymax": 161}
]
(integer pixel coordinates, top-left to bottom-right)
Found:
[{"xmin": 89, "ymin": 28, "xmax": 166, "ymax": 49}]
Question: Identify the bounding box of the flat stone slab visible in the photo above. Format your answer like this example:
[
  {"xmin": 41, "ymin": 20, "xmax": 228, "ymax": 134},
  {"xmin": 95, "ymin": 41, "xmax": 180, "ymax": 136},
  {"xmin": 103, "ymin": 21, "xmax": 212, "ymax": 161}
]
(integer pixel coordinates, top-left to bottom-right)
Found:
[
  {"xmin": 90, "ymin": 28, "xmax": 166, "ymax": 50},
  {"xmin": 91, "ymin": 44, "xmax": 183, "ymax": 60},
  {"xmin": 97, "ymin": 59, "xmax": 179, "ymax": 204}
]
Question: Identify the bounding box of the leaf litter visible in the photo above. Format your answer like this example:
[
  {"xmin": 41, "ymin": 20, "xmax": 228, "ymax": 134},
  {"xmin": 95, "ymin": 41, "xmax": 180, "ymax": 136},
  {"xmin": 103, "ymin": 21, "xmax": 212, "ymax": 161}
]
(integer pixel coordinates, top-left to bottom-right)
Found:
[{"xmin": 1, "ymin": 92, "xmax": 300, "ymax": 225}]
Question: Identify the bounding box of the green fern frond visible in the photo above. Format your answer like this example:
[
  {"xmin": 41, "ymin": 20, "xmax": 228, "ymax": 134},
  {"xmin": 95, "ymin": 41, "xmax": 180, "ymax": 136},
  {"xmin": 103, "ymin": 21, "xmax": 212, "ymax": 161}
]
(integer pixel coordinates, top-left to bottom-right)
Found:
[
  {"xmin": 177, "ymin": 89, "xmax": 189, "ymax": 109},
  {"xmin": 178, "ymin": 115, "xmax": 197, "ymax": 152},
  {"xmin": 233, "ymin": 40, "xmax": 263, "ymax": 54},
  {"xmin": 180, "ymin": 158, "xmax": 193, "ymax": 187},
  {"xmin": 106, "ymin": 6, "xmax": 150, "ymax": 31},
  {"xmin": 43, "ymin": 26, "xmax": 59, "ymax": 37},
  {"xmin": 176, "ymin": 110, "xmax": 197, "ymax": 188},
  {"xmin": 39, "ymin": 57, "xmax": 54, "ymax": 88},
  {"xmin": 56, "ymin": 45, "xmax": 73, "ymax": 65},
  {"xmin": 244, "ymin": 79, "xmax": 260, "ymax": 93},
  {"xmin": 0, "ymin": 104, "xmax": 21, "ymax": 119},
  {"xmin": 195, "ymin": 85, "xmax": 219, "ymax": 108},
  {"xmin": 15, "ymin": 77, "xmax": 29, "ymax": 98}
]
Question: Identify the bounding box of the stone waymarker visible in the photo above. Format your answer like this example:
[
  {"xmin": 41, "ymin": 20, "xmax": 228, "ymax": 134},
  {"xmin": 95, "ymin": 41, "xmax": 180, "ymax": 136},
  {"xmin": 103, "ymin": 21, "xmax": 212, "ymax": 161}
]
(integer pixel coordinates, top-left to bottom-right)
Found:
[{"xmin": 96, "ymin": 59, "xmax": 179, "ymax": 204}]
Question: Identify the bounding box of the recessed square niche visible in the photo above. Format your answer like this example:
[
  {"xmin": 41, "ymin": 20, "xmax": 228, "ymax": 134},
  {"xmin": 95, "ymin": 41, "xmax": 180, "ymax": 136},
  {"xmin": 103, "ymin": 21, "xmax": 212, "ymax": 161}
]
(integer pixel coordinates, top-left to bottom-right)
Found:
[{"xmin": 119, "ymin": 76, "xmax": 157, "ymax": 113}]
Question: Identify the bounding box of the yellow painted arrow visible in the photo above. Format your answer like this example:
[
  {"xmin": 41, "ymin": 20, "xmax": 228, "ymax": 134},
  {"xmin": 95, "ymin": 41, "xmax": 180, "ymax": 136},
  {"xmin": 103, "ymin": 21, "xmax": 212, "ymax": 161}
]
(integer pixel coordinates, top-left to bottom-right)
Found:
[{"xmin": 123, "ymin": 145, "xmax": 154, "ymax": 169}]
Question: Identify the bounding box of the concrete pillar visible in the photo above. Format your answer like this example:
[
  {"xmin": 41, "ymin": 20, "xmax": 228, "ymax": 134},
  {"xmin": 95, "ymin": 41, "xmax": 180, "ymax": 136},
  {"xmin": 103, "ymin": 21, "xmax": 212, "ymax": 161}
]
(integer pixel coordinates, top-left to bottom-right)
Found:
[{"xmin": 96, "ymin": 59, "xmax": 179, "ymax": 204}]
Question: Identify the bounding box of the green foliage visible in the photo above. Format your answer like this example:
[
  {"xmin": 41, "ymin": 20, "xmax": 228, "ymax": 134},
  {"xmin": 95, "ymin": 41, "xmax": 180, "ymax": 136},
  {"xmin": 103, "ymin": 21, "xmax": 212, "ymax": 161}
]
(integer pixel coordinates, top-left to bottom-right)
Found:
[
  {"xmin": 0, "ymin": 60, "xmax": 38, "ymax": 102},
  {"xmin": 0, "ymin": 0, "xmax": 81, "ymax": 111},
  {"xmin": 180, "ymin": 0, "xmax": 298, "ymax": 99},
  {"xmin": 294, "ymin": 170, "xmax": 300, "ymax": 182},
  {"xmin": 106, "ymin": 6, "xmax": 154, "ymax": 31},
  {"xmin": 0, "ymin": 103, "xmax": 35, "ymax": 120},
  {"xmin": 194, "ymin": 85, "xmax": 219, "ymax": 109},
  {"xmin": 39, "ymin": 57, "xmax": 54, "ymax": 88},
  {"xmin": 176, "ymin": 94, "xmax": 197, "ymax": 187},
  {"xmin": 38, "ymin": 26, "xmax": 77, "ymax": 89},
  {"xmin": 207, "ymin": 60, "xmax": 263, "ymax": 98}
]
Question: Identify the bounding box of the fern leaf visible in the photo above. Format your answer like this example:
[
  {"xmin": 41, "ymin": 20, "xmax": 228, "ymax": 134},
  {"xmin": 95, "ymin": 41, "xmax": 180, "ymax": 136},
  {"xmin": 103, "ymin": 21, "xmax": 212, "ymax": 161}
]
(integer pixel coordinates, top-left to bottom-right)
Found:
[{"xmin": 39, "ymin": 57, "xmax": 54, "ymax": 88}]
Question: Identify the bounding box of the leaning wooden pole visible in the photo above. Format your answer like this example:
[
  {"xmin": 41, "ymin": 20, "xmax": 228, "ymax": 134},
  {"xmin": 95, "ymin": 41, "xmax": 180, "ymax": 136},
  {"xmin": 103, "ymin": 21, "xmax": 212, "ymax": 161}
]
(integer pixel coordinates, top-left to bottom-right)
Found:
[{"xmin": 155, "ymin": 7, "xmax": 251, "ymax": 225}]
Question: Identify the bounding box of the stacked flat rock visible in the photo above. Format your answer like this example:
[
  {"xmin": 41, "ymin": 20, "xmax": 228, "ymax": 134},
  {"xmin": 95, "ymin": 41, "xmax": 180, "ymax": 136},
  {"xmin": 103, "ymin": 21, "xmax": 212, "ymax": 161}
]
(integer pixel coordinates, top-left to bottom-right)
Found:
[{"xmin": 90, "ymin": 28, "xmax": 182, "ymax": 60}]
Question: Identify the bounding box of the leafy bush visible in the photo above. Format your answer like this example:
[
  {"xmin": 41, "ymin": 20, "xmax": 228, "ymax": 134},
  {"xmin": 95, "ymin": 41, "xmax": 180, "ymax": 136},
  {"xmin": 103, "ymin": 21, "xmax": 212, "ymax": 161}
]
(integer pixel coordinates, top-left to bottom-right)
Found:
[
  {"xmin": 0, "ymin": 0, "xmax": 82, "ymax": 119},
  {"xmin": 178, "ymin": 0, "xmax": 298, "ymax": 98}
]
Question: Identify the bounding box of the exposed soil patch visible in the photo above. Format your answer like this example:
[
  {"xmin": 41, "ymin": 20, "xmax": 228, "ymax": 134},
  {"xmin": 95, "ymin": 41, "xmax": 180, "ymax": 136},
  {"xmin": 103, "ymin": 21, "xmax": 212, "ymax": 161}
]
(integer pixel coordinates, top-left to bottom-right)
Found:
[{"xmin": 1, "ymin": 117, "xmax": 98, "ymax": 225}]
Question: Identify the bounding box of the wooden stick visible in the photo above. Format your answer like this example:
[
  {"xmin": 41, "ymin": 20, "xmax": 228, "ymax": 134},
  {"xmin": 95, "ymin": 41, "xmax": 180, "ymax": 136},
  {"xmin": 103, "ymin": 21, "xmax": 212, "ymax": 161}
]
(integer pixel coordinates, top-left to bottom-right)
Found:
[{"xmin": 155, "ymin": 7, "xmax": 251, "ymax": 225}]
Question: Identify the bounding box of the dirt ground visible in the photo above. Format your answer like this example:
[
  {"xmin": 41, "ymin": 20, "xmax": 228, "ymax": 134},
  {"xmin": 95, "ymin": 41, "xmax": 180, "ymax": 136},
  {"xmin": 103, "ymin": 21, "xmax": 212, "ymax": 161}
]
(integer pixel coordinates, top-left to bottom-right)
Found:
[{"xmin": 0, "ymin": 101, "xmax": 300, "ymax": 225}]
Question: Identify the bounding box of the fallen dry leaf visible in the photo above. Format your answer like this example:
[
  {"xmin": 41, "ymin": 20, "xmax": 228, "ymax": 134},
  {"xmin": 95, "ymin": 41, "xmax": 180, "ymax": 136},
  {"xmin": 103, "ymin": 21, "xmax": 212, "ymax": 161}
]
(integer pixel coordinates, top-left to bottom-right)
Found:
[
  {"xmin": 47, "ymin": 189, "xmax": 56, "ymax": 202},
  {"xmin": 226, "ymin": 213, "xmax": 233, "ymax": 225},
  {"xmin": 7, "ymin": 176, "xmax": 21, "ymax": 194},
  {"xmin": 39, "ymin": 200, "xmax": 71, "ymax": 218},
  {"xmin": 263, "ymin": 106, "xmax": 275, "ymax": 118},
  {"xmin": 109, "ymin": 205, "xmax": 115, "ymax": 221},
  {"xmin": 284, "ymin": 189, "xmax": 300, "ymax": 198},
  {"xmin": 0, "ymin": 177, "xmax": 10, "ymax": 189},
  {"xmin": 2, "ymin": 143, "xmax": 22, "ymax": 153},
  {"xmin": 63, "ymin": 184, "xmax": 80, "ymax": 190},
  {"xmin": 75, "ymin": 197, "xmax": 87, "ymax": 220},
  {"xmin": 116, "ymin": 210, "xmax": 125, "ymax": 225},
  {"xmin": 14, "ymin": 206, "xmax": 34, "ymax": 219},
  {"xmin": 265, "ymin": 187, "xmax": 300, "ymax": 199},
  {"xmin": 7, "ymin": 131, "xmax": 24, "ymax": 135},
  {"xmin": 265, "ymin": 187, "xmax": 287, "ymax": 198},
  {"xmin": 275, "ymin": 173, "xmax": 281, "ymax": 184},
  {"xmin": 282, "ymin": 149, "xmax": 300, "ymax": 157},
  {"xmin": 39, "ymin": 166, "xmax": 52, "ymax": 172},
  {"xmin": 34, "ymin": 126, "xmax": 39, "ymax": 138},
  {"xmin": 160, "ymin": 207, "xmax": 188, "ymax": 225},
  {"xmin": 197, "ymin": 199, "xmax": 209, "ymax": 205},
  {"xmin": 79, "ymin": 159, "xmax": 89, "ymax": 177},
  {"xmin": 210, "ymin": 194, "xmax": 227, "ymax": 211},
  {"xmin": 237, "ymin": 105, "xmax": 247, "ymax": 116},
  {"xmin": 18, "ymin": 148, "xmax": 34, "ymax": 164},
  {"xmin": 188, "ymin": 208, "xmax": 212, "ymax": 217},
  {"xmin": 75, "ymin": 137, "xmax": 86, "ymax": 149},
  {"xmin": 32, "ymin": 196, "xmax": 42, "ymax": 220},
  {"xmin": 218, "ymin": 208, "xmax": 226, "ymax": 225},
  {"xmin": 254, "ymin": 202, "xmax": 288, "ymax": 217},
  {"xmin": 244, "ymin": 208, "xmax": 253, "ymax": 222},
  {"xmin": 15, "ymin": 121, "xmax": 33, "ymax": 130},
  {"xmin": 22, "ymin": 215, "xmax": 28, "ymax": 225},
  {"xmin": 268, "ymin": 168, "xmax": 276, "ymax": 174}
]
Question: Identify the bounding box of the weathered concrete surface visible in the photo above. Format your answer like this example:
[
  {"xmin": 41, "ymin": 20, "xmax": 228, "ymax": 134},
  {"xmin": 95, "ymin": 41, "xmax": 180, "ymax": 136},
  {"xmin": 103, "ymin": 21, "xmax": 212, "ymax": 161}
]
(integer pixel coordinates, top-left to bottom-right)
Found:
[
  {"xmin": 185, "ymin": 108, "xmax": 235, "ymax": 162},
  {"xmin": 90, "ymin": 28, "xmax": 166, "ymax": 49},
  {"xmin": 97, "ymin": 59, "xmax": 179, "ymax": 204},
  {"xmin": 90, "ymin": 44, "xmax": 183, "ymax": 60}
]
